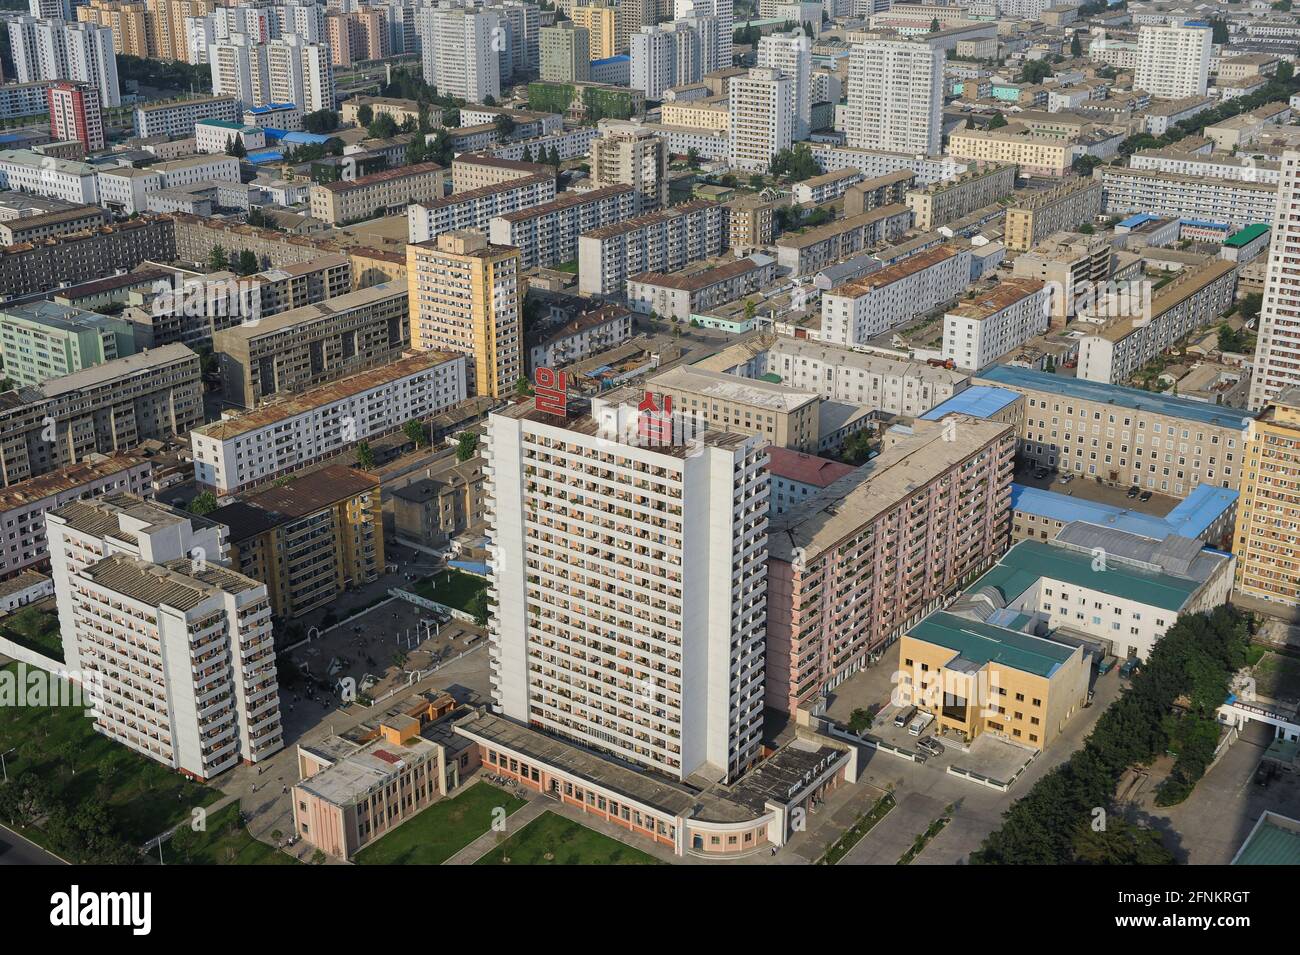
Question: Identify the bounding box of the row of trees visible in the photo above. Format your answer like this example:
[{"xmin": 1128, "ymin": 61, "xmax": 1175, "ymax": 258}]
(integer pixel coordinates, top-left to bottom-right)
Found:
[
  {"xmin": 207, "ymin": 244, "xmax": 261, "ymax": 276},
  {"xmin": 972, "ymin": 606, "xmax": 1251, "ymax": 864},
  {"xmin": 0, "ymin": 767, "xmax": 137, "ymax": 864}
]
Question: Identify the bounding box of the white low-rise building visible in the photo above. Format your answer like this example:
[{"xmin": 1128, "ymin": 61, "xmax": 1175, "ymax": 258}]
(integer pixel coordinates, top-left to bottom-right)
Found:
[{"xmin": 0, "ymin": 149, "xmax": 98, "ymax": 204}]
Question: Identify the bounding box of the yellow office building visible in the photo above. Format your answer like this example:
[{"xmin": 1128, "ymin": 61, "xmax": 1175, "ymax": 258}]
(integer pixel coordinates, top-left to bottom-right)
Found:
[
  {"xmin": 407, "ymin": 231, "xmax": 523, "ymax": 400},
  {"xmin": 571, "ymin": 5, "xmax": 618, "ymax": 58}
]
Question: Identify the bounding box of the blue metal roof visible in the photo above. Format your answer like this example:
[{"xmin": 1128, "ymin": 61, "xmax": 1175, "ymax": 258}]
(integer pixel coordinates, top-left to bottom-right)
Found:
[
  {"xmin": 978, "ymin": 365, "xmax": 1253, "ymax": 429},
  {"xmin": 1118, "ymin": 213, "xmax": 1158, "ymax": 228},
  {"xmin": 1181, "ymin": 218, "xmax": 1230, "ymax": 230},
  {"xmin": 1010, "ymin": 482, "xmax": 1236, "ymax": 541},
  {"xmin": 591, "ymin": 55, "xmax": 630, "ymax": 66},
  {"xmin": 921, "ymin": 385, "xmax": 1019, "ymax": 421},
  {"xmin": 246, "ymin": 103, "xmax": 297, "ymax": 113},
  {"xmin": 246, "ymin": 149, "xmax": 284, "ymax": 163},
  {"xmin": 262, "ymin": 129, "xmax": 334, "ymax": 146}
]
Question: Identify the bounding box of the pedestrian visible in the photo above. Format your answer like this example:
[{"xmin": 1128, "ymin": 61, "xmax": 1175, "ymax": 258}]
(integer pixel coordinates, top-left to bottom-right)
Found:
[{"xmin": 282, "ymin": 785, "xmax": 288, "ymax": 795}]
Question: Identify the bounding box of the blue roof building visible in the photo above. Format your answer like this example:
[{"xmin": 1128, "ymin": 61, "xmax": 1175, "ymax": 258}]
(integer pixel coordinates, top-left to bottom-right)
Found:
[
  {"xmin": 921, "ymin": 385, "xmax": 1020, "ymax": 421},
  {"xmin": 1011, "ymin": 482, "xmax": 1237, "ymax": 544}
]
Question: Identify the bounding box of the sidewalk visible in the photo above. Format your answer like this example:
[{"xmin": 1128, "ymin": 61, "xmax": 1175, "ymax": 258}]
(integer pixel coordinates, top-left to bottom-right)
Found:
[{"xmin": 443, "ymin": 795, "xmax": 549, "ymax": 865}]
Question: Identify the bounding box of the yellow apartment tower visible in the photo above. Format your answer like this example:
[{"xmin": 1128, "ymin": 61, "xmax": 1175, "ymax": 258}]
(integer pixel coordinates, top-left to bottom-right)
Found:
[
  {"xmin": 1234, "ymin": 388, "xmax": 1300, "ymax": 608},
  {"xmin": 407, "ymin": 231, "xmax": 522, "ymax": 399}
]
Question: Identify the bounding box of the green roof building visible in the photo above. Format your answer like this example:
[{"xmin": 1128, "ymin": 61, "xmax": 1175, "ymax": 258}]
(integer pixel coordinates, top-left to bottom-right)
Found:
[{"xmin": 0, "ymin": 302, "xmax": 138, "ymax": 388}]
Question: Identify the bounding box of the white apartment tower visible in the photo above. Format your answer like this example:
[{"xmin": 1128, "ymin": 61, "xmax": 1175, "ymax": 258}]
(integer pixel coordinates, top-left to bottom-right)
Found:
[
  {"xmin": 729, "ymin": 67, "xmax": 794, "ymax": 173},
  {"xmin": 630, "ymin": 23, "xmax": 701, "ymax": 101},
  {"xmin": 267, "ymin": 34, "xmax": 335, "ymax": 113},
  {"xmin": 47, "ymin": 495, "xmax": 283, "ymax": 780},
  {"xmin": 1250, "ymin": 151, "xmax": 1300, "ymax": 411},
  {"xmin": 7, "ymin": 18, "xmax": 121, "ymax": 107},
  {"xmin": 675, "ymin": 0, "xmax": 731, "ymax": 73},
  {"xmin": 418, "ymin": 6, "xmax": 502, "ymax": 105},
  {"xmin": 845, "ymin": 38, "xmax": 943, "ymax": 155},
  {"xmin": 1135, "ymin": 22, "xmax": 1212, "ymax": 99},
  {"xmin": 485, "ymin": 395, "xmax": 769, "ymax": 783},
  {"xmin": 757, "ymin": 30, "xmax": 812, "ymax": 141}
]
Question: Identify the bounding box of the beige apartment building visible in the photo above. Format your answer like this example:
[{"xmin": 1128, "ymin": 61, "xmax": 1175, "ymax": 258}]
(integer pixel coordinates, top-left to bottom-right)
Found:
[
  {"xmin": 643, "ymin": 364, "xmax": 821, "ymax": 452},
  {"xmin": 1234, "ymin": 389, "xmax": 1300, "ymax": 608},
  {"xmin": 407, "ymin": 231, "xmax": 522, "ymax": 399},
  {"xmin": 977, "ymin": 364, "xmax": 1248, "ymax": 497},
  {"xmin": 725, "ymin": 193, "xmax": 781, "ymax": 253},
  {"xmin": 947, "ymin": 125, "xmax": 1077, "ymax": 178},
  {"xmin": 843, "ymin": 171, "xmax": 915, "ymax": 217},
  {"xmin": 1011, "ymin": 231, "xmax": 1117, "ymax": 325},
  {"xmin": 1004, "ymin": 179, "xmax": 1103, "ymax": 252},
  {"xmin": 905, "ymin": 163, "xmax": 1017, "ymax": 231},
  {"xmin": 340, "ymin": 96, "xmax": 428, "ymax": 128},
  {"xmin": 213, "ymin": 281, "xmax": 410, "ymax": 408},
  {"xmin": 0, "ymin": 344, "xmax": 202, "ymax": 488},
  {"xmin": 660, "ymin": 97, "xmax": 730, "ymax": 133},
  {"xmin": 309, "ymin": 162, "xmax": 448, "ymax": 225},
  {"xmin": 590, "ymin": 123, "xmax": 668, "ymax": 210},
  {"xmin": 450, "ymin": 154, "xmax": 551, "ymax": 193}
]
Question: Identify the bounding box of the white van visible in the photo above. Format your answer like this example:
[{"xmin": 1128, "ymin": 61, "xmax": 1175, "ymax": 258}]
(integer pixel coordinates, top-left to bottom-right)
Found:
[
  {"xmin": 894, "ymin": 705, "xmax": 917, "ymax": 728},
  {"xmin": 908, "ymin": 712, "xmax": 935, "ymax": 736}
]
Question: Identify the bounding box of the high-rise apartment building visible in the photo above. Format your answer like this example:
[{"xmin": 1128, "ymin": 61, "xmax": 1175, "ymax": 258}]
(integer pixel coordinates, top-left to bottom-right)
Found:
[
  {"xmin": 1135, "ymin": 22, "xmax": 1212, "ymax": 100},
  {"xmin": 418, "ymin": 6, "xmax": 501, "ymax": 104},
  {"xmin": 675, "ymin": 0, "xmax": 730, "ymax": 73},
  {"xmin": 757, "ymin": 30, "xmax": 811, "ymax": 141},
  {"xmin": 590, "ymin": 122, "xmax": 667, "ymax": 210},
  {"xmin": 570, "ymin": 3, "xmax": 617, "ymax": 58},
  {"xmin": 407, "ymin": 231, "xmax": 523, "ymax": 399},
  {"xmin": 210, "ymin": 33, "xmax": 333, "ymax": 112},
  {"xmin": 485, "ymin": 393, "xmax": 769, "ymax": 782},
  {"xmin": 47, "ymin": 494, "xmax": 283, "ymax": 779},
  {"xmin": 728, "ymin": 67, "xmax": 793, "ymax": 173},
  {"xmin": 1249, "ymin": 151, "xmax": 1300, "ymax": 412},
  {"xmin": 7, "ymin": 17, "xmax": 121, "ymax": 106},
  {"xmin": 845, "ymin": 38, "xmax": 942, "ymax": 155},
  {"xmin": 1235, "ymin": 388, "xmax": 1300, "ymax": 608},
  {"xmin": 540, "ymin": 21, "xmax": 590, "ymax": 81},
  {"xmin": 47, "ymin": 80, "xmax": 105, "ymax": 152},
  {"xmin": 630, "ymin": 22, "xmax": 700, "ymax": 100}
]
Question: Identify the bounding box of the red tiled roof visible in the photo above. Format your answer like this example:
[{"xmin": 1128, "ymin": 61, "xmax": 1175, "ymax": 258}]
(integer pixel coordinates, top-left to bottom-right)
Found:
[{"xmin": 766, "ymin": 447, "xmax": 857, "ymax": 487}]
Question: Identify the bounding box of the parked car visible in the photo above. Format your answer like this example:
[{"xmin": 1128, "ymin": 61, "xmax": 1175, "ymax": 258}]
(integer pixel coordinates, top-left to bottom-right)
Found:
[
  {"xmin": 1033, "ymin": 467, "xmax": 1049, "ymax": 479},
  {"xmin": 917, "ymin": 736, "xmax": 944, "ymax": 757},
  {"xmin": 1119, "ymin": 658, "xmax": 1140, "ymax": 678},
  {"xmin": 1139, "ymin": 490, "xmax": 1153, "ymax": 502},
  {"xmin": 1126, "ymin": 485, "xmax": 1140, "ymax": 498},
  {"xmin": 1097, "ymin": 655, "xmax": 1117, "ymax": 675},
  {"xmin": 894, "ymin": 704, "xmax": 917, "ymax": 728},
  {"xmin": 1058, "ymin": 472, "xmax": 1074, "ymax": 485},
  {"xmin": 908, "ymin": 712, "xmax": 935, "ymax": 737}
]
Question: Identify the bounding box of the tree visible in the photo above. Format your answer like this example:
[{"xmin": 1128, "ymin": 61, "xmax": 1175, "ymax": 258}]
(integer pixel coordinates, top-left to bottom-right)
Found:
[
  {"xmin": 521, "ymin": 144, "xmax": 535, "ymax": 163},
  {"xmin": 686, "ymin": 146, "xmax": 700, "ymax": 168},
  {"xmin": 1209, "ymin": 17, "xmax": 1229, "ymax": 44},
  {"xmin": 356, "ymin": 103, "xmax": 374, "ymax": 127},
  {"xmin": 515, "ymin": 375, "xmax": 533, "ymax": 398},
  {"xmin": 466, "ymin": 589, "xmax": 489, "ymax": 626},
  {"xmin": 456, "ymin": 431, "xmax": 479, "ymax": 461},
  {"xmin": 367, "ymin": 114, "xmax": 399, "ymax": 139},
  {"xmin": 225, "ymin": 135, "xmax": 246, "ymax": 158},
  {"xmin": 1019, "ymin": 59, "xmax": 1053, "ymax": 84},
  {"xmin": 929, "ymin": 17, "xmax": 940, "ymax": 31},
  {"xmin": 403, "ymin": 419, "xmax": 428, "ymax": 447},
  {"xmin": 494, "ymin": 113, "xmax": 516, "ymax": 139},
  {"xmin": 769, "ymin": 143, "xmax": 820, "ymax": 180},
  {"xmin": 236, "ymin": 249, "xmax": 258, "ymax": 275},
  {"xmin": 987, "ymin": 111, "xmax": 1008, "ymax": 129},
  {"xmin": 1071, "ymin": 32, "xmax": 1082, "ymax": 57},
  {"xmin": 207, "ymin": 245, "xmax": 228, "ymax": 271},
  {"xmin": 303, "ymin": 109, "xmax": 340, "ymax": 133},
  {"xmin": 355, "ymin": 442, "xmax": 376, "ymax": 470},
  {"xmin": 189, "ymin": 491, "xmax": 218, "ymax": 515}
]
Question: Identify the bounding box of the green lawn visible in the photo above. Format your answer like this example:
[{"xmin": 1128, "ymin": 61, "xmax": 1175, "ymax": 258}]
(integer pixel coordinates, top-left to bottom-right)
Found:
[
  {"xmin": 476, "ymin": 811, "xmax": 665, "ymax": 865},
  {"xmin": 552, "ymin": 259, "xmax": 578, "ymax": 274},
  {"xmin": 414, "ymin": 569, "xmax": 487, "ymax": 613},
  {"xmin": 354, "ymin": 782, "xmax": 526, "ymax": 865},
  {"xmin": 0, "ymin": 606, "xmax": 64, "ymax": 661},
  {"xmin": 0, "ymin": 662, "xmax": 217, "ymax": 848},
  {"xmin": 1252, "ymin": 651, "xmax": 1300, "ymax": 702},
  {"xmin": 161, "ymin": 803, "xmax": 297, "ymax": 865}
]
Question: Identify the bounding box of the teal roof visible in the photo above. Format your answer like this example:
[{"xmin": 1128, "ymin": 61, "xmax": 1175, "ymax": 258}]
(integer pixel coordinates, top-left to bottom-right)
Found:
[
  {"xmin": 970, "ymin": 538, "xmax": 1202, "ymax": 612},
  {"xmin": 910, "ymin": 612, "xmax": 1077, "ymax": 679},
  {"xmin": 1233, "ymin": 815, "xmax": 1300, "ymax": 865},
  {"xmin": 1224, "ymin": 223, "xmax": 1269, "ymax": 248},
  {"xmin": 197, "ymin": 119, "xmax": 248, "ymax": 130}
]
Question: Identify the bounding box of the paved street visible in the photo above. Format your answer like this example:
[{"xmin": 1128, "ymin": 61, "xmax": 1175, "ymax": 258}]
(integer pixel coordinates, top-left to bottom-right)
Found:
[{"xmin": 0, "ymin": 824, "xmax": 65, "ymax": 866}]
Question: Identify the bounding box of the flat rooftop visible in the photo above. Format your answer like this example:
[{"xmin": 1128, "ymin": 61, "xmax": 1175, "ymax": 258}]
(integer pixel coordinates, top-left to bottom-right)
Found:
[
  {"xmin": 977, "ymin": 364, "xmax": 1251, "ymax": 429},
  {"xmin": 29, "ymin": 343, "xmax": 197, "ymax": 399},
  {"xmin": 0, "ymin": 454, "xmax": 149, "ymax": 511},
  {"xmin": 912, "ymin": 610, "xmax": 1078, "ymax": 678},
  {"xmin": 213, "ymin": 281, "xmax": 405, "ymax": 342},
  {"xmin": 1011, "ymin": 482, "xmax": 1237, "ymax": 542},
  {"xmin": 193, "ymin": 351, "xmax": 463, "ymax": 442},
  {"xmin": 648, "ymin": 363, "xmax": 819, "ymax": 413},
  {"xmin": 825, "ymin": 244, "xmax": 963, "ymax": 297},
  {"xmin": 921, "ymin": 385, "xmax": 1019, "ymax": 420},
  {"xmin": 769, "ymin": 415, "xmax": 1013, "ymax": 561}
]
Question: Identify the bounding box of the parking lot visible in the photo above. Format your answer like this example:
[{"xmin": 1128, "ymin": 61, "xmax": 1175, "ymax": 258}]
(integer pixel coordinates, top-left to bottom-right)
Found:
[{"xmin": 1013, "ymin": 461, "xmax": 1180, "ymax": 515}]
